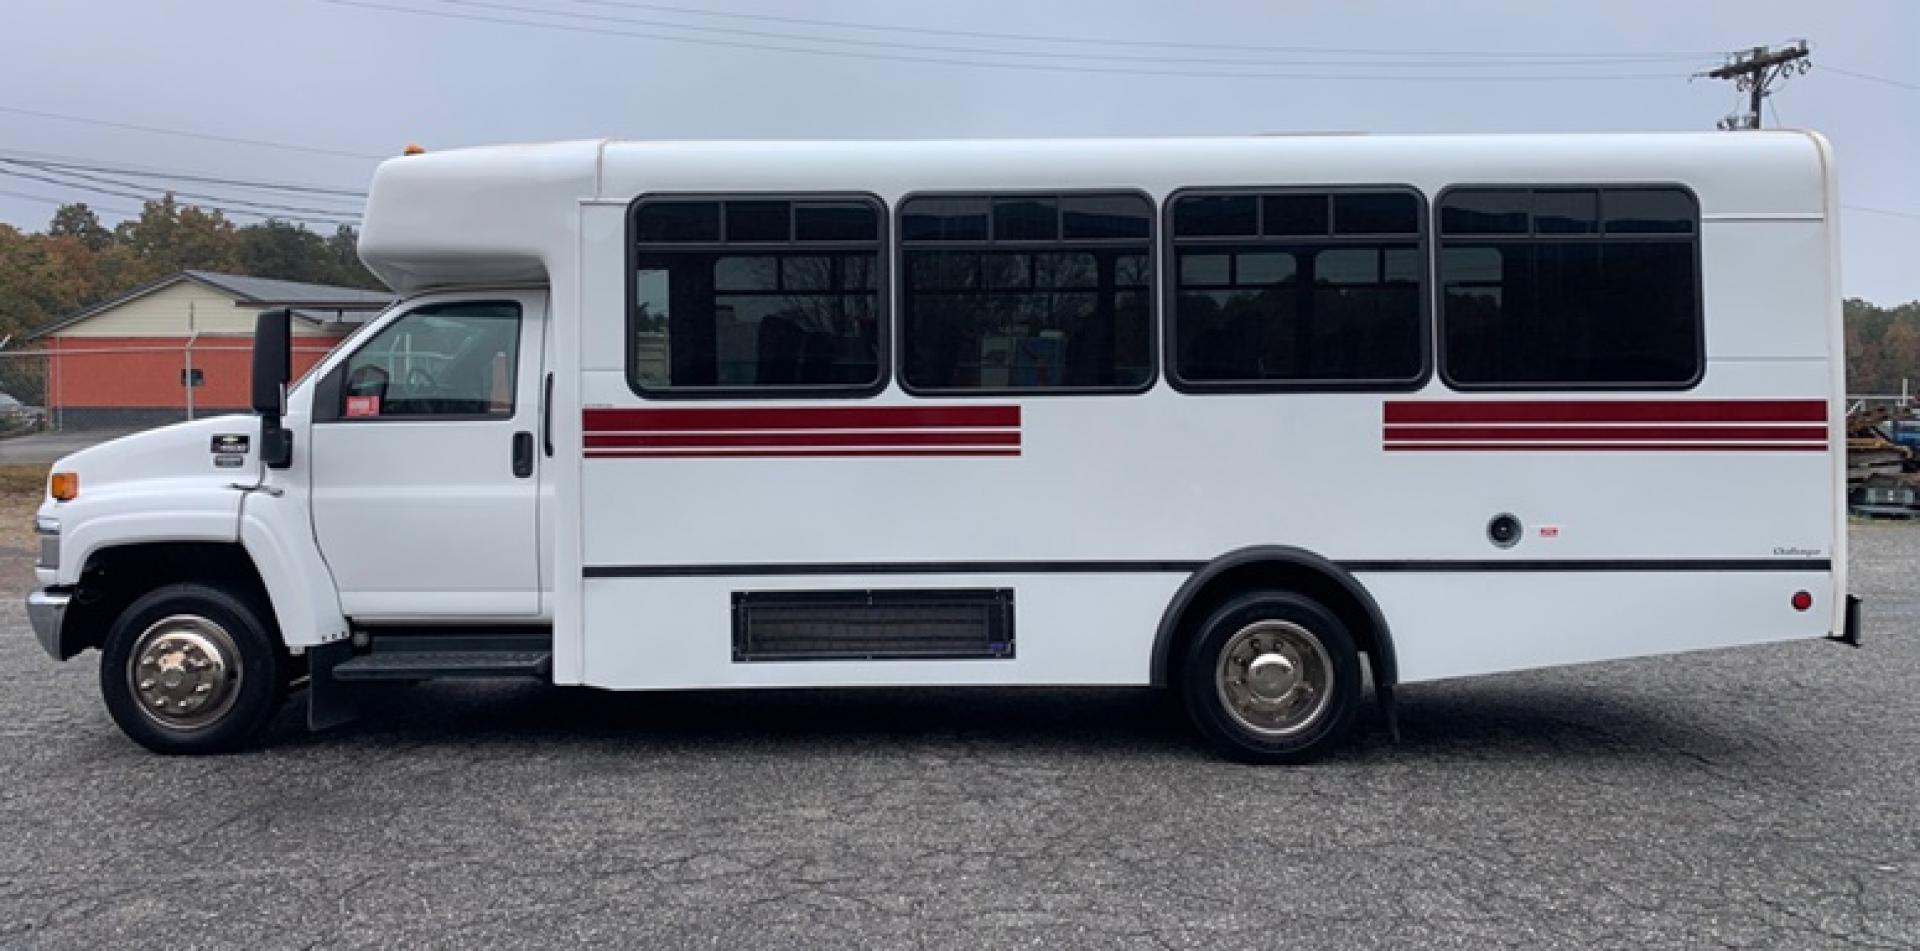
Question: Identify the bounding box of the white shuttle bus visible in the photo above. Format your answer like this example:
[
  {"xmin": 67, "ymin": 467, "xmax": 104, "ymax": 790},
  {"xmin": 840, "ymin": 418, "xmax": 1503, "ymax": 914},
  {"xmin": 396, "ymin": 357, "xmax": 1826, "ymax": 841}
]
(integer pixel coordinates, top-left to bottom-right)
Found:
[{"xmin": 27, "ymin": 133, "xmax": 1858, "ymax": 762}]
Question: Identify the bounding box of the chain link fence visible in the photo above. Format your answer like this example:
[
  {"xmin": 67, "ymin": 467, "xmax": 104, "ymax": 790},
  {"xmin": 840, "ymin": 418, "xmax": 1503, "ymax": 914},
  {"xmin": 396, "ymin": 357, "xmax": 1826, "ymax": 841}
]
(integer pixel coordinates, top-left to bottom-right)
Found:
[{"xmin": 0, "ymin": 340, "xmax": 343, "ymax": 433}]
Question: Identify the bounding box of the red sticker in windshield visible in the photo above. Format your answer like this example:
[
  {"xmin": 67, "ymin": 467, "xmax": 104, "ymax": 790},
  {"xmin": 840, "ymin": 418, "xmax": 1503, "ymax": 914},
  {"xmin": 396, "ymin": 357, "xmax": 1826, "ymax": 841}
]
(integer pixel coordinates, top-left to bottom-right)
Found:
[{"xmin": 345, "ymin": 395, "xmax": 381, "ymax": 418}]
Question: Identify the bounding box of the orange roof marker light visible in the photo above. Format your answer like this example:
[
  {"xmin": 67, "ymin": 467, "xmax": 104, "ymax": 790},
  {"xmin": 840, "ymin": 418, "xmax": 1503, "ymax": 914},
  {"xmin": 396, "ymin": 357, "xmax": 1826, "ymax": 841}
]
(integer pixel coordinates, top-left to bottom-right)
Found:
[{"xmin": 403, "ymin": 143, "xmax": 426, "ymax": 156}]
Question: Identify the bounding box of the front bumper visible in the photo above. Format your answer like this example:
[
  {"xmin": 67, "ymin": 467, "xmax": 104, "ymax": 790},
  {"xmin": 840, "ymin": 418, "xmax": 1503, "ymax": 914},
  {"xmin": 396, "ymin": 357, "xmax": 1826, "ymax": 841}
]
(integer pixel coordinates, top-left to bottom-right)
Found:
[{"xmin": 26, "ymin": 588, "xmax": 72, "ymax": 660}]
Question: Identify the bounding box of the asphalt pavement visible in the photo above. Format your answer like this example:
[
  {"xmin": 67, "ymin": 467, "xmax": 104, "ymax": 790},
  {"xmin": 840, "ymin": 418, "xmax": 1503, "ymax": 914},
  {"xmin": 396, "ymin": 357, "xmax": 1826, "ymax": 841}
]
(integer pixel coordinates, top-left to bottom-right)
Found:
[{"xmin": 0, "ymin": 528, "xmax": 1914, "ymax": 949}]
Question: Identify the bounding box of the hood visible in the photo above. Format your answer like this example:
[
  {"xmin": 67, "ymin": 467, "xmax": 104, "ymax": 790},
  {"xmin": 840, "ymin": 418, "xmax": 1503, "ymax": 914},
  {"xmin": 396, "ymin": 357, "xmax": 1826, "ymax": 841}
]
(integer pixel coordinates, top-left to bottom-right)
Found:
[{"xmin": 50, "ymin": 415, "xmax": 265, "ymax": 499}]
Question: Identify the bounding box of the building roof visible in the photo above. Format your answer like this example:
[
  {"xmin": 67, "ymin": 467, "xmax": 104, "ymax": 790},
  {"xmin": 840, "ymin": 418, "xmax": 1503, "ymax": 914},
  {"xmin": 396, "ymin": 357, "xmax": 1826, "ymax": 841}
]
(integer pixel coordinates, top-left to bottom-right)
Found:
[
  {"xmin": 182, "ymin": 270, "xmax": 394, "ymax": 308},
  {"xmin": 29, "ymin": 270, "xmax": 394, "ymax": 339}
]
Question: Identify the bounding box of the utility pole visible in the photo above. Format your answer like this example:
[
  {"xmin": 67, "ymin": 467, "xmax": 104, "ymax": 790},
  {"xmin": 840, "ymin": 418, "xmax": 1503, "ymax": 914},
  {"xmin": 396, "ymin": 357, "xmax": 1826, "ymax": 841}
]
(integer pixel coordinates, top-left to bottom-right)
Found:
[{"xmin": 1700, "ymin": 40, "xmax": 1811, "ymax": 130}]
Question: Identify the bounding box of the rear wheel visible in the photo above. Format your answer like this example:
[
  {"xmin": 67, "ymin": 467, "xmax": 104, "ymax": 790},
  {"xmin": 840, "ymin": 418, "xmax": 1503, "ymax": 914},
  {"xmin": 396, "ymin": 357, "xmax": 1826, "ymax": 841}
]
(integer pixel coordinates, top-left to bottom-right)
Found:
[
  {"xmin": 99, "ymin": 584, "xmax": 286, "ymax": 755},
  {"xmin": 1180, "ymin": 591, "xmax": 1361, "ymax": 764}
]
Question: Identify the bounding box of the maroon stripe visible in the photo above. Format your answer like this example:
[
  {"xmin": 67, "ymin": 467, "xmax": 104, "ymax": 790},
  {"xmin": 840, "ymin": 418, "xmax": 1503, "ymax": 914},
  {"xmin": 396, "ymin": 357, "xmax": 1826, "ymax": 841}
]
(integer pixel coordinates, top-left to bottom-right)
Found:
[
  {"xmin": 586, "ymin": 448, "xmax": 1020, "ymax": 459},
  {"xmin": 587, "ymin": 431, "xmax": 1020, "ymax": 449},
  {"xmin": 585, "ymin": 405, "xmax": 1019, "ymax": 432},
  {"xmin": 1385, "ymin": 425, "xmax": 1829, "ymax": 442},
  {"xmin": 1384, "ymin": 400, "xmax": 1827, "ymax": 424},
  {"xmin": 1385, "ymin": 442, "xmax": 1827, "ymax": 452}
]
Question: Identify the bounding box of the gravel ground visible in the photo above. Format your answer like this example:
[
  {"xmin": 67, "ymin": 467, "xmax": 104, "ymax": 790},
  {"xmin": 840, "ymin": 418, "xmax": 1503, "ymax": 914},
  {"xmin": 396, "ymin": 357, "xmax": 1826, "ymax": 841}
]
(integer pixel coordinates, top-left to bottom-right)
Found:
[{"xmin": 0, "ymin": 526, "xmax": 1914, "ymax": 949}]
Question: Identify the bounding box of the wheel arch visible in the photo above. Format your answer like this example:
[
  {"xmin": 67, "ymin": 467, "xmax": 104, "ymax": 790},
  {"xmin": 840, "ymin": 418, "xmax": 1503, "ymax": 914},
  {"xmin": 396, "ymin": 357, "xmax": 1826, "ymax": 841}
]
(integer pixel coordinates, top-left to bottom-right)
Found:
[
  {"xmin": 1152, "ymin": 546, "xmax": 1396, "ymax": 694},
  {"xmin": 62, "ymin": 540, "xmax": 275, "ymax": 658}
]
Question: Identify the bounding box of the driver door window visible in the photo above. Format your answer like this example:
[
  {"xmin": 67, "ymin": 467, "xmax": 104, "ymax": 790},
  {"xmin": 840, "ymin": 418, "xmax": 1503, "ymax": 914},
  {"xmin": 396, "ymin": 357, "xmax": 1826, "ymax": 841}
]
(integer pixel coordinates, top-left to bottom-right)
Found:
[{"xmin": 338, "ymin": 302, "xmax": 520, "ymax": 418}]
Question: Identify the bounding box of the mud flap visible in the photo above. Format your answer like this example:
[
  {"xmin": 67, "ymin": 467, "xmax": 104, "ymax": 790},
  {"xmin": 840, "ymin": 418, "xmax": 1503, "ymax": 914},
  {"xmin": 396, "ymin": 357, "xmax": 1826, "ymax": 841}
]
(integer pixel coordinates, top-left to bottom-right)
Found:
[
  {"xmin": 1830, "ymin": 594, "xmax": 1863, "ymax": 648},
  {"xmin": 306, "ymin": 639, "xmax": 360, "ymax": 730}
]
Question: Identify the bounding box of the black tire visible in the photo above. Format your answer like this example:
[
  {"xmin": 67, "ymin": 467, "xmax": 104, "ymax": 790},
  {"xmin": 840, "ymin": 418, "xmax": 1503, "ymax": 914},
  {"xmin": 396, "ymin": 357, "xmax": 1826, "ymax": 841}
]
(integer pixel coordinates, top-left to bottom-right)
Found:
[
  {"xmin": 99, "ymin": 583, "xmax": 287, "ymax": 755},
  {"xmin": 1179, "ymin": 590, "xmax": 1362, "ymax": 765}
]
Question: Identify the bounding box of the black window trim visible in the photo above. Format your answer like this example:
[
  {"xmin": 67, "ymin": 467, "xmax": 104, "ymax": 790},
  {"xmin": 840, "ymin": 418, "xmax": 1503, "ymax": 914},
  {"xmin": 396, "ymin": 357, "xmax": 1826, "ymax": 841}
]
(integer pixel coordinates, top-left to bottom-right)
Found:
[
  {"xmin": 1162, "ymin": 184, "xmax": 1434, "ymax": 395},
  {"xmin": 1434, "ymin": 182, "xmax": 1705, "ymax": 393},
  {"xmin": 313, "ymin": 298, "xmax": 526, "ymax": 424},
  {"xmin": 894, "ymin": 188, "xmax": 1160, "ymax": 398},
  {"xmin": 625, "ymin": 191, "xmax": 891, "ymax": 401}
]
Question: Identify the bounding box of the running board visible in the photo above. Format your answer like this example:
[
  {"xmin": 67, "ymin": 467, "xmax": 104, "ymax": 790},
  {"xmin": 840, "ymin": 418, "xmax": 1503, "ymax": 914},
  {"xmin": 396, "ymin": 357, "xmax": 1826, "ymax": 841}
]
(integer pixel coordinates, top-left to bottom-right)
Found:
[{"xmin": 328, "ymin": 633, "xmax": 552, "ymax": 682}]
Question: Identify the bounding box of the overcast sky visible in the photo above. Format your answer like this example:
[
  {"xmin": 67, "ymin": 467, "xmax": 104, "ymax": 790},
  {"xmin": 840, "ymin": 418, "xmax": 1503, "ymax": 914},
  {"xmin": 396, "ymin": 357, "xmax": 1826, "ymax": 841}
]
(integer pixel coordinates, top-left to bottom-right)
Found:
[{"xmin": 2, "ymin": 0, "xmax": 1914, "ymax": 302}]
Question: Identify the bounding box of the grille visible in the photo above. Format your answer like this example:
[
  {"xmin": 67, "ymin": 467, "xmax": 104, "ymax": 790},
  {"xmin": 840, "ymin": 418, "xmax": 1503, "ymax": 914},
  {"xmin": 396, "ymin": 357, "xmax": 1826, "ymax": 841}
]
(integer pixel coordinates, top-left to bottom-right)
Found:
[{"xmin": 732, "ymin": 589, "xmax": 1014, "ymax": 662}]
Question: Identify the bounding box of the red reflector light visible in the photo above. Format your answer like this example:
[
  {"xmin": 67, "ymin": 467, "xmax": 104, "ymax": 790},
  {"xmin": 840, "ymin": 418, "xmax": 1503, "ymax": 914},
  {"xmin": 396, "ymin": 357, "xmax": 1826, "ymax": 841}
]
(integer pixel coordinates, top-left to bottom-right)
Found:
[{"xmin": 1791, "ymin": 590, "xmax": 1813, "ymax": 612}]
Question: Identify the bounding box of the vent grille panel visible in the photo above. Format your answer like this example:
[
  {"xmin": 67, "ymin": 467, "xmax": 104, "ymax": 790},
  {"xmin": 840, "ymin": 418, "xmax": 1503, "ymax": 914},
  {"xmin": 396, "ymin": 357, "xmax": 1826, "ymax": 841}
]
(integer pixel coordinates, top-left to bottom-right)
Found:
[{"xmin": 733, "ymin": 589, "xmax": 1014, "ymax": 662}]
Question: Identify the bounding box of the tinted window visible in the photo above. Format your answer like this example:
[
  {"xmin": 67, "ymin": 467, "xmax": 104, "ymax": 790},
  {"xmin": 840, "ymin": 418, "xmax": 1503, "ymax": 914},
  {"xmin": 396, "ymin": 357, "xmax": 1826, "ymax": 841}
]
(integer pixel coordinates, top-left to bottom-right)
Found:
[
  {"xmin": 1263, "ymin": 195, "xmax": 1329, "ymax": 236},
  {"xmin": 1533, "ymin": 190, "xmax": 1598, "ymax": 234},
  {"xmin": 993, "ymin": 197, "xmax": 1057, "ymax": 240},
  {"xmin": 1171, "ymin": 189, "xmax": 1426, "ymax": 387},
  {"xmin": 339, "ymin": 302, "xmax": 521, "ymax": 418},
  {"xmin": 1439, "ymin": 186, "xmax": 1700, "ymax": 387},
  {"xmin": 635, "ymin": 201, "xmax": 720, "ymax": 242},
  {"xmin": 1174, "ymin": 195, "xmax": 1258, "ymax": 237},
  {"xmin": 1604, "ymin": 188, "xmax": 1696, "ymax": 234},
  {"xmin": 1061, "ymin": 195, "xmax": 1151, "ymax": 239},
  {"xmin": 725, "ymin": 201, "xmax": 788, "ymax": 242},
  {"xmin": 901, "ymin": 197, "xmax": 989, "ymax": 241},
  {"xmin": 901, "ymin": 192, "xmax": 1154, "ymax": 392},
  {"xmin": 630, "ymin": 196, "xmax": 883, "ymax": 393},
  {"xmin": 796, "ymin": 202, "xmax": 878, "ymax": 241},
  {"xmin": 1440, "ymin": 190, "xmax": 1529, "ymax": 235},
  {"xmin": 1333, "ymin": 193, "xmax": 1418, "ymax": 235}
]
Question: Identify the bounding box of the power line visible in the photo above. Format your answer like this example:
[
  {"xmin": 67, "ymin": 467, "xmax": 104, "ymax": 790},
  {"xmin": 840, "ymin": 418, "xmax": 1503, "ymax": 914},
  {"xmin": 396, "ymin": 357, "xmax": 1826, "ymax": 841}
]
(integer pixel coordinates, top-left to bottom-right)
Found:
[
  {"xmin": 0, "ymin": 152, "xmax": 368, "ymax": 198},
  {"xmin": 0, "ymin": 187, "xmax": 144, "ymax": 218},
  {"xmin": 0, "ymin": 166, "xmax": 361, "ymax": 227},
  {"xmin": 1821, "ymin": 65, "xmax": 1920, "ymax": 93},
  {"xmin": 0, "ymin": 103, "xmax": 385, "ymax": 161},
  {"xmin": 440, "ymin": 0, "xmax": 1710, "ymax": 69},
  {"xmin": 1846, "ymin": 205, "xmax": 1920, "ymax": 223},
  {"xmin": 559, "ymin": 0, "xmax": 1721, "ymax": 60},
  {"xmin": 326, "ymin": 0, "xmax": 1690, "ymax": 81},
  {"xmin": 0, "ymin": 159, "xmax": 364, "ymax": 218}
]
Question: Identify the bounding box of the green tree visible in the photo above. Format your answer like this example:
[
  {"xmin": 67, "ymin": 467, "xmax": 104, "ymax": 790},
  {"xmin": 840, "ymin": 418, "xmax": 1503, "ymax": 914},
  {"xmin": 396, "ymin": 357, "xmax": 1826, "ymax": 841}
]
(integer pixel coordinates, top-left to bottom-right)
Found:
[
  {"xmin": 47, "ymin": 203, "xmax": 112, "ymax": 252},
  {"xmin": 235, "ymin": 219, "xmax": 331, "ymax": 283},
  {"xmin": 112, "ymin": 194, "xmax": 239, "ymax": 279},
  {"xmin": 324, "ymin": 224, "xmax": 383, "ymax": 290},
  {"xmin": 1845, "ymin": 298, "xmax": 1920, "ymax": 394}
]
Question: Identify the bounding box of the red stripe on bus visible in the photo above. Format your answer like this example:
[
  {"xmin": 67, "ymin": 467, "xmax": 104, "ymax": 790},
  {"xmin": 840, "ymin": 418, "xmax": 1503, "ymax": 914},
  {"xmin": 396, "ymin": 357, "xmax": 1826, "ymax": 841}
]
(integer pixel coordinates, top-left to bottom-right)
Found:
[
  {"xmin": 1383, "ymin": 400, "xmax": 1827, "ymax": 424},
  {"xmin": 1385, "ymin": 442, "xmax": 1828, "ymax": 452},
  {"xmin": 587, "ymin": 430, "xmax": 1021, "ymax": 449},
  {"xmin": 1385, "ymin": 425, "xmax": 1829, "ymax": 442},
  {"xmin": 584, "ymin": 405, "xmax": 1020, "ymax": 432},
  {"xmin": 585, "ymin": 448, "xmax": 1021, "ymax": 459}
]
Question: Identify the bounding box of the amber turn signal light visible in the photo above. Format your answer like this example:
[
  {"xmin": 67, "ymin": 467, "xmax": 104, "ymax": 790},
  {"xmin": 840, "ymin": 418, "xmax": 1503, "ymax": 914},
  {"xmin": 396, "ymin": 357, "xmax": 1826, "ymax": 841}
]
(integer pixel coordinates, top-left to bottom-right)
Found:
[{"xmin": 49, "ymin": 471, "xmax": 77, "ymax": 501}]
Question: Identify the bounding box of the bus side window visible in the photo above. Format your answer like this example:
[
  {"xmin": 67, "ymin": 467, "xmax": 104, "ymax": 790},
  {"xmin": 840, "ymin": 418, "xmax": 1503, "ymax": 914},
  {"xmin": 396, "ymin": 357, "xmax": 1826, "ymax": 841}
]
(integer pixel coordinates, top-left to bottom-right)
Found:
[
  {"xmin": 628, "ymin": 197, "xmax": 884, "ymax": 397},
  {"xmin": 898, "ymin": 192, "xmax": 1155, "ymax": 394},
  {"xmin": 1167, "ymin": 188, "xmax": 1427, "ymax": 391},
  {"xmin": 1437, "ymin": 186, "xmax": 1700, "ymax": 389}
]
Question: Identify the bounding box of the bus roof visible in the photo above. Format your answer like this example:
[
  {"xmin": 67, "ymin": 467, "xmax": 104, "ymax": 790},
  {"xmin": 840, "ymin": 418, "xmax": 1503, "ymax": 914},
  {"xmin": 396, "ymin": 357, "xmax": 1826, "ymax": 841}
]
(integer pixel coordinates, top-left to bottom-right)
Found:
[{"xmin": 358, "ymin": 131, "xmax": 1831, "ymax": 295}]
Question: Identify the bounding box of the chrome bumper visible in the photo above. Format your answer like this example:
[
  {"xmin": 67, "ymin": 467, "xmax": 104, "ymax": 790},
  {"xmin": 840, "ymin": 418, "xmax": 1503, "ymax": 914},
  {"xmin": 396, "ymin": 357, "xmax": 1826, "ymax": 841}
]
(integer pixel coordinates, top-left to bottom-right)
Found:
[{"xmin": 26, "ymin": 588, "xmax": 72, "ymax": 660}]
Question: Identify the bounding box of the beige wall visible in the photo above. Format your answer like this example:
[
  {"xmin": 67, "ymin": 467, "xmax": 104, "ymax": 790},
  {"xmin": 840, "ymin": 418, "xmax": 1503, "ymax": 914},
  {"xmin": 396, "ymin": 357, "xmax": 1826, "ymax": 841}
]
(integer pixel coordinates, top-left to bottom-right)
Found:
[{"xmin": 53, "ymin": 280, "xmax": 341, "ymax": 338}]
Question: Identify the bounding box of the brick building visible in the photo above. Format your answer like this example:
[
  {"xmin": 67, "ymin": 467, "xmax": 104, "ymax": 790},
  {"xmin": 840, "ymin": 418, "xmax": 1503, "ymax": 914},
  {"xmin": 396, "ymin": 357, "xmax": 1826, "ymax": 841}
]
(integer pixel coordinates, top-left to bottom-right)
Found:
[{"xmin": 30, "ymin": 270, "xmax": 390, "ymax": 429}]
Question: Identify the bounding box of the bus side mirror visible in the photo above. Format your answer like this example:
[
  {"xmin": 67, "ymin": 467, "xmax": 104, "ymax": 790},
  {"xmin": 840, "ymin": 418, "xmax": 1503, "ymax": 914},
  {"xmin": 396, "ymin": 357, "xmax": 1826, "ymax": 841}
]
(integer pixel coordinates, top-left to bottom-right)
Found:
[
  {"xmin": 251, "ymin": 308, "xmax": 294, "ymax": 469},
  {"xmin": 251, "ymin": 309, "xmax": 291, "ymax": 414}
]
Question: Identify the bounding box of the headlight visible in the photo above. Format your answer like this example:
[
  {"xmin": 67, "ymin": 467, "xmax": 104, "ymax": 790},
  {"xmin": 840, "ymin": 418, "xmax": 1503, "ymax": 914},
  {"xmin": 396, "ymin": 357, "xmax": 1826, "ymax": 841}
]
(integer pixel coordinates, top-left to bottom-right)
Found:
[{"xmin": 33, "ymin": 516, "xmax": 58, "ymax": 570}]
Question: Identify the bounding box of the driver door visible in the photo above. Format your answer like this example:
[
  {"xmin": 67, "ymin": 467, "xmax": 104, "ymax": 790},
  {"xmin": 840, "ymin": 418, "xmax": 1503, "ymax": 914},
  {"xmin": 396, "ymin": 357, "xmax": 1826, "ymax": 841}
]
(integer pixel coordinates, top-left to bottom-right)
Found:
[{"xmin": 308, "ymin": 292, "xmax": 546, "ymax": 619}]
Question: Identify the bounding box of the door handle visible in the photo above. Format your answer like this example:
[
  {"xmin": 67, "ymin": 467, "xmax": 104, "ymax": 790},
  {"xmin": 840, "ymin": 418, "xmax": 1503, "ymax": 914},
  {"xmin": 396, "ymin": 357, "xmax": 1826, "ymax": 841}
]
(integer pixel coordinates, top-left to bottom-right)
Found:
[
  {"xmin": 541, "ymin": 372, "xmax": 554, "ymax": 457},
  {"xmin": 512, "ymin": 431, "xmax": 535, "ymax": 478}
]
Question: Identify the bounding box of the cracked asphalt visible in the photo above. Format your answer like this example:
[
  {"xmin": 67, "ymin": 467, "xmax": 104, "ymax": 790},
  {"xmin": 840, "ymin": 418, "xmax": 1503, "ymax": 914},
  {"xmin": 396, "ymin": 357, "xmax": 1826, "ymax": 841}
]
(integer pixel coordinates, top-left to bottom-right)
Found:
[{"xmin": 0, "ymin": 526, "xmax": 1914, "ymax": 950}]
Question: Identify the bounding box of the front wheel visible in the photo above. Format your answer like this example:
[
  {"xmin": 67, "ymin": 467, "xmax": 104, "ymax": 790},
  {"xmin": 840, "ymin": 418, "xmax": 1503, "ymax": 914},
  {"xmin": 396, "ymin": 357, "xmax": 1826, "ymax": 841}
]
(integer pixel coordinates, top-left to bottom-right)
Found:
[
  {"xmin": 1180, "ymin": 591, "xmax": 1362, "ymax": 764},
  {"xmin": 99, "ymin": 584, "xmax": 286, "ymax": 755}
]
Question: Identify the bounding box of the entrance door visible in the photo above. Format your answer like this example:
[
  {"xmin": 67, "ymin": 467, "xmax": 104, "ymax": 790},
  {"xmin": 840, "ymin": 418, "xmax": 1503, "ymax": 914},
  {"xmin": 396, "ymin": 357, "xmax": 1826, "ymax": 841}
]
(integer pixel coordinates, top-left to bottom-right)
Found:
[{"xmin": 308, "ymin": 291, "xmax": 546, "ymax": 618}]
